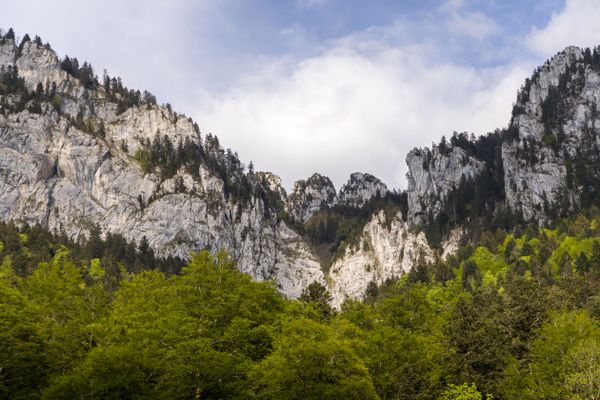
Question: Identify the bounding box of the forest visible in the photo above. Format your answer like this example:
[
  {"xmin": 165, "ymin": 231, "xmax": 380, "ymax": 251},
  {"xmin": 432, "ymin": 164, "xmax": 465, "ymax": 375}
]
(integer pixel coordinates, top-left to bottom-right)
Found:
[{"xmin": 3, "ymin": 209, "xmax": 600, "ymax": 399}]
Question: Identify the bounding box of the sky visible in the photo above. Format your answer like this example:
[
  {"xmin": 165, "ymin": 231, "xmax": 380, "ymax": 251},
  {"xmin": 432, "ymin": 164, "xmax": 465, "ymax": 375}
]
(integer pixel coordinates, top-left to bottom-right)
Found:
[{"xmin": 3, "ymin": 0, "xmax": 600, "ymax": 190}]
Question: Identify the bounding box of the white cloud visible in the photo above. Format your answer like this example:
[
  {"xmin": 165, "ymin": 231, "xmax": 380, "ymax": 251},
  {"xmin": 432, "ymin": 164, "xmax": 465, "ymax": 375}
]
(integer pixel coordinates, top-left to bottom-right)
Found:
[
  {"xmin": 2, "ymin": 0, "xmax": 232, "ymax": 103},
  {"xmin": 445, "ymin": 11, "xmax": 500, "ymax": 39},
  {"xmin": 442, "ymin": 0, "xmax": 468, "ymax": 12},
  {"xmin": 195, "ymin": 35, "xmax": 532, "ymax": 190},
  {"xmin": 296, "ymin": 0, "xmax": 328, "ymax": 9},
  {"xmin": 528, "ymin": 0, "xmax": 600, "ymax": 56},
  {"xmin": 440, "ymin": 0, "xmax": 500, "ymax": 40}
]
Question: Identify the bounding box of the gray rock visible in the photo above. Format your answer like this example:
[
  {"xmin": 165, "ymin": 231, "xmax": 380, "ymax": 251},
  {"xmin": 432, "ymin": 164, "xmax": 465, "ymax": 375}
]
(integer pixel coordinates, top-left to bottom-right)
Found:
[
  {"xmin": 286, "ymin": 173, "xmax": 336, "ymax": 222},
  {"xmin": 0, "ymin": 39, "xmax": 16, "ymax": 66},
  {"xmin": 16, "ymin": 41, "xmax": 69, "ymax": 92},
  {"xmin": 337, "ymin": 172, "xmax": 388, "ymax": 208},
  {"xmin": 406, "ymin": 144, "xmax": 484, "ymax": 226},
  {"xmin": 503, "ymin": 46, "xmax": 600, "ymax": 222},
  {"xmin": 254, "ymin": 171, "xmax": 287, "ymax": 204}
]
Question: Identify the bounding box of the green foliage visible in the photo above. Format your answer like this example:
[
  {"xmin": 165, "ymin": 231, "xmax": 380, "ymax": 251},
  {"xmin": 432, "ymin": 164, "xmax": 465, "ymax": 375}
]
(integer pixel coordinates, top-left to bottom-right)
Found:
[
  {"xmin": 100, "ymin": 72, "xmax": 157, "ymax": 114},
  {"xmin": 0, "ymin": 65, "xmax": 26, "ymax": 96},
  {"xmin": 0, "ymin": 65, "xmax": 34, "ymax": 115},
  {"xmin": 134, "ymin": 148, "xmax": 153, "ymax": 173},
  {"xmin": 3, "ymin": 211, "xmax": 600, "ymax": 398},
  {"xmin": 60, "ymin": 56, "xmax": 98, "ymax": 89},
  {"xmin": 22, "ymin": 250, "xmax": 109, "ymax": 376},
  {"xmin": 0, "ymin": 279, "xmax": 47, "ymax": 399},
  {"xmin": 564, "ymin": 337, "xmax": 600, "ymax": 399},
  {"xmin": 0, "ymin": 220, "xmax": 183, "ymax": 279},
  {"xmin": 439, "ymin": 383, "xmax": 492, "ymax": 400},
  {"xmin": 299, "ymin": 281, "xmax": 335, "ymax": 319},
  {"xmin": 250, "ymin": 318, "xmax": 378, "ymax": 400},
  {"xmin": 502, "ymin": 310, "xmax": 600, "ymax": 399},
  {"xmin": 365, "ymin": 325, "xmax": 444, "ymax": 399},
  {"xmin": 42, "ymin": 251, "xmax": 286, "ymax": 399}
]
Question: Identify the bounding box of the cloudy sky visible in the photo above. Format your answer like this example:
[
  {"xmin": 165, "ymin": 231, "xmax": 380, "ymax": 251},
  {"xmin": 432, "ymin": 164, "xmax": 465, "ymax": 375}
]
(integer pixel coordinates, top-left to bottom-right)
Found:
[{"xmin": 4, "ymin": 0, "xmax": 600, "ymax": 190}]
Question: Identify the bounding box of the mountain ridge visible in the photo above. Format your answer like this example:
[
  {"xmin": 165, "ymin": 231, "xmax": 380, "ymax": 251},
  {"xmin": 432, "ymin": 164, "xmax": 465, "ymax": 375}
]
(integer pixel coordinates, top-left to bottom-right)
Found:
[{"xmin": 3, "ymin": 28, "xmax": 600, "ymax": 305}]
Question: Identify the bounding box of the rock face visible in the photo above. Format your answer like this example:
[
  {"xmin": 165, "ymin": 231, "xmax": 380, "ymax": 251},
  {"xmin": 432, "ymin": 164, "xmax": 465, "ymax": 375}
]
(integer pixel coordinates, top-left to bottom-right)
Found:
[
  {"xmin": 406, "ymin": 145, "xmax": 484, "ymax": 226},
  {"xmin": 502, "ymin": 46, "xmax": 600, "ymax": 221},
  {"xmin": 255, "ymin": 171, "xmax": 287, "ymax": 204},
  {"xmin": 14, "ymin": 41, "xmax": 69, "ymax": 92},
  {"xmin": 401, "ymin": 46, "xmax": 600, "ymax": 226},
  {"xmin": 328, "ymin": 211, "xmax": 463, "ymax": 308},
  {"xmin": 286, "ymin": 173, "xmax": 337, "ymax": 222},
  {"xmin": 0, "ymin": 35, "xmax": 446, "ymax": 305},
  {"xmin": 287, "ymin": 171, "xmax": 390, "ymax": 220},
  {"xmin": 337, "ymin": 172, "xmax": 388, "ymax": 208},
  {"xmin": 328, "ymin": 211, "xmax": 432, "ymax": 307}
]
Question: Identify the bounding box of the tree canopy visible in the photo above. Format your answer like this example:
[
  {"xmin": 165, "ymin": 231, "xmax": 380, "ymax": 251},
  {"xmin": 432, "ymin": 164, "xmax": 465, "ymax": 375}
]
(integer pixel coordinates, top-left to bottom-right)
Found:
[{"xmin": 2, "ymin": 210, "xmax": 600, "ymax": 399}]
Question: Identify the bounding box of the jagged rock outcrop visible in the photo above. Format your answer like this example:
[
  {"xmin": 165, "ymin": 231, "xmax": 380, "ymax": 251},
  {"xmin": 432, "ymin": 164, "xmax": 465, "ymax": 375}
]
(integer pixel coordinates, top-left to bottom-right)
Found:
[
  {"xmin": 406, "ymin": 145, "xmax": 484, "ymax": 226},
  {"xmin": 14, "ymin": 41, "xmax": 68, "ymax": 92},
  {"xmin": 107, "ymin": 105, "xmax": 200, "ymax": 155},
  {"xmin": 286, "ymin": 173, "xmax": 336, "ymax": 222},
  {"xmin": 503, "ymin": 46, "xmax": 600, "ymax": 221},
  {"xmin": 328, "ymin": 211, "xmax": 462, "ymax": 308},
  {"xmin": 287, "ymin": 171, "xmax": 389, "ymax": 220},
  {"xmin": 402, "ymin": 46, "xmax": 600, "ymax": 226},
  {"xmin": 337, "ymin": 172, "xmax": 388, "ymax": 208},
  {"xmin": 328, "ymin": 211, "xmax": 432, "ymax": 307},
  {"xmin": 254, "ymin": 171, "xmax": 287, "ymax": 203}
]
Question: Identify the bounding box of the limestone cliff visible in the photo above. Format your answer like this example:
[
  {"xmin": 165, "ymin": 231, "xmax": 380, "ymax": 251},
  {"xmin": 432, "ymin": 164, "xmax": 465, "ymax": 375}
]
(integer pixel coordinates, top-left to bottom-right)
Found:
[
  {"xmin": 0, "ymin": 36, "xmax": 324, "ymax": 299},
  {"xmin": 328, "ymin": 211, "xmax": 461, "ymax": 307},
  {"xmin": 406, "ymin": 145, "xmax": 484, "ymax": 226},
  {"xmin": 286, "ymin": 173, "xmax": 337, "ymax": 222},
  {"xmin": 328, "ymin": 211, "xmax": 432, "ymax": 307},
  {"xmin": 337, "ymin": 172, "xmax": 388, "ymax": 208},
  {"xmin": 503, "ymin": 46, "xmax": 600, "ymax": 222}
]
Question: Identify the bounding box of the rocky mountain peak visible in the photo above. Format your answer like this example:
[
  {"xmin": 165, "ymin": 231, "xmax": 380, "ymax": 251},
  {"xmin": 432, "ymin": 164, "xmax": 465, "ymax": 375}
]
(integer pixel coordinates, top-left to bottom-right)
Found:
[
  {"xmin": 503, "ymin": 45, "xmax": 600, "ymax": 222},
  {"xmin": 254, "ymin": 171, "xmax": 287, "ymax": 203},
  {"xmin": 1, "ymin": 37, "xmax": 71, "ymax": 93},
  {"xmin": 337, "ymin": 172, "xmax": 388, "ymax": 208},
  {"xmin": 511, "ymin": 46, "xmax": 584, "ymax": 141},
  {"xmin": 287, "ymin": 173, "xmax": 336, "ymax": 222}
]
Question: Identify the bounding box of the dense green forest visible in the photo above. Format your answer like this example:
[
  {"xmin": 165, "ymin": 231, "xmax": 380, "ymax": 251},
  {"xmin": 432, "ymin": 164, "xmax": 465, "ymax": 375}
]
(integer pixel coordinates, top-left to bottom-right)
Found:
[{"xmin": 3, "ymin": 210, "xmax": 600, "ymax": 399}]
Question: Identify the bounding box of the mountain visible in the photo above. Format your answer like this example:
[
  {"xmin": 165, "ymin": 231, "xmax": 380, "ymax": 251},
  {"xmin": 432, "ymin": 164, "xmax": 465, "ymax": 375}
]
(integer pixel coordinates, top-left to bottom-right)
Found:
[
  {"xmin": 3, "ymin": 31, "xmax": 600, "ymax": 306},
  {"xmin": 0, "ymin": 33, "xmax": 328, "ymax": 299},
  {"xmin": 504, "ymin": 46, "xmax": 600, "ymax": 221},
  {"xmin": 407, "ymin": 45, "xmax": 600, "ymax": 231}
]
